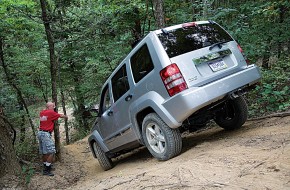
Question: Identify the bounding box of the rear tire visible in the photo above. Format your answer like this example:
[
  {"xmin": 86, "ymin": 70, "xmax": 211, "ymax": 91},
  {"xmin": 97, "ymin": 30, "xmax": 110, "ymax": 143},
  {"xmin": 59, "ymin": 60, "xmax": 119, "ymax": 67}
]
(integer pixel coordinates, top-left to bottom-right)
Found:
[
  {"xmin": 214, "ymin": 96, "xmax": 248, "ymax": 130},
  {"xmin": 142, "ymin": 113, "xmax": 182, "ymax": 161},
  {"xmin": 92, "ymin": 142, "xmax": 113, "ymax": 171}
]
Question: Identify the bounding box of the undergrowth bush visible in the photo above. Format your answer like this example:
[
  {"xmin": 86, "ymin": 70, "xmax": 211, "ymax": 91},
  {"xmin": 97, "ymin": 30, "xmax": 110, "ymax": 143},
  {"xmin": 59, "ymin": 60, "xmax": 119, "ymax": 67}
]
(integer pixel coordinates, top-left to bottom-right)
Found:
[
  {"xmin": 20, "ymin": 164, "xmax": 35, "ymax": 185},
  {"xmin": 15, "ymin": 134, "xmax": 39, "ymax": 162},
  {"xmin": 67, "ymin": 118, "xmax": 91, "ymax": 142},
  {"xmin": 247, "ymin": 58, "xmax": 290, "ymax": 117}
]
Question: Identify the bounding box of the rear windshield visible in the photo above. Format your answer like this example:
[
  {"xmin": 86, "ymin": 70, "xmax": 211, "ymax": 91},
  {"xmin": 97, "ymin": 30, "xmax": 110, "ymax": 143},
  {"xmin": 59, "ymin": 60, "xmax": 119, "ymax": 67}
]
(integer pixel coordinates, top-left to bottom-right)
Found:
[{"xmin": 158, "ymin": 23, "xmax": 233, "ymax": 58}]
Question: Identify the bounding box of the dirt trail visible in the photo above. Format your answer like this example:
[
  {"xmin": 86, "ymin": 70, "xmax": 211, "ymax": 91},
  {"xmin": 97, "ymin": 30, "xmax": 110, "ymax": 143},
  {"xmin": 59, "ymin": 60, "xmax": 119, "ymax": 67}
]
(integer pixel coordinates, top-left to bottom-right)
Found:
[{"xmin": 29, "ymin": 116, "xmax": 290, "ymax": 190}]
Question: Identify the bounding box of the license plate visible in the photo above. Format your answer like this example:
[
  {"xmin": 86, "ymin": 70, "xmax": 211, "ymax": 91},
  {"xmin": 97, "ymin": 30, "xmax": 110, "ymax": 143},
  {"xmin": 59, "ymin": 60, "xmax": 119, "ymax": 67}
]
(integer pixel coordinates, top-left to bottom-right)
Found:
[{"xmin": 209, "ymin": 60, "xmax": 227, "ymax": 72}]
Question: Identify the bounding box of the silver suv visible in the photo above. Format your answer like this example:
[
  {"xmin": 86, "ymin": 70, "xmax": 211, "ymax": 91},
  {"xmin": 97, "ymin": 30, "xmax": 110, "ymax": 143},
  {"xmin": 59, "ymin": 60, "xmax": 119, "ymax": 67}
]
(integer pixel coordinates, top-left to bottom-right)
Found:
[{"xmin": 88, "ymin": 20, "xmax": 261, "ymax": 170}]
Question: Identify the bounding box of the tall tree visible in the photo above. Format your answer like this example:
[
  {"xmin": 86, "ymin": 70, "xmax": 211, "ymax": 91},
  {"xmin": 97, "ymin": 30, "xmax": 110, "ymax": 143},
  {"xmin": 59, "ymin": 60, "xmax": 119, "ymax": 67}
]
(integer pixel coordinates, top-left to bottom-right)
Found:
[
  {"xmin": 152, "ymin": 0, "xmax": 165, "ymax": 28},
  {"xmin": 0, "ymin": 37, "xmax": 37, "ymax": 143},
  {"xmin": 39, "ymin": 0, "xmax": 62, "ymax": 159},
  {"xmin": 202, "ymin": 0, "xmax": 208, "ymax": 19},
  {"xmin": 0, "ymin": 107, "xmax": 21, "ymax": 180}
]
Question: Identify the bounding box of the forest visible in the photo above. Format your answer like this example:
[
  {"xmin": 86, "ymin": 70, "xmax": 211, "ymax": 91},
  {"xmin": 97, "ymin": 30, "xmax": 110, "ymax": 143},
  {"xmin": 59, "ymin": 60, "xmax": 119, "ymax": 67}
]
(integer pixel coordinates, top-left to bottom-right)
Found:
[{"xmin": 0, "ymin": 0, "xmax": 289, "ymax": 186}]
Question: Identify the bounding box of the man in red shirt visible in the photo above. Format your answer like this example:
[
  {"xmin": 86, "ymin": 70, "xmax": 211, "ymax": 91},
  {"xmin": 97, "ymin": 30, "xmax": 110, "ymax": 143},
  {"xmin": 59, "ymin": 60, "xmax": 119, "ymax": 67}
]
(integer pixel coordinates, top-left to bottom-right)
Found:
[{"xmin": 38, "ymin": 102, "xmax": 68, "ymax": 176}]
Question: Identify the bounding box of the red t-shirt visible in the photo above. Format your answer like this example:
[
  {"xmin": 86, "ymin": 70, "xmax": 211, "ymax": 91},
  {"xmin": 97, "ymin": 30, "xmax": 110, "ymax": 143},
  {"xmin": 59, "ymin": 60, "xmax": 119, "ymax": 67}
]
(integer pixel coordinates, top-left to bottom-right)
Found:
[{"xmin": 39, "ymin": 109, "xmax": 61, "ymax": 132}]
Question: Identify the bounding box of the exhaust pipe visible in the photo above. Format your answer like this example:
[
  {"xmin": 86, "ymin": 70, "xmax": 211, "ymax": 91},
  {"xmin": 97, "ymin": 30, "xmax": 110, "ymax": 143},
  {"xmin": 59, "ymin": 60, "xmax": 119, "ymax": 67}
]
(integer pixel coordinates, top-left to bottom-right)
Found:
[{"xmin": 229, "ymin": 88, "xmax": 245, "ymax": 99}]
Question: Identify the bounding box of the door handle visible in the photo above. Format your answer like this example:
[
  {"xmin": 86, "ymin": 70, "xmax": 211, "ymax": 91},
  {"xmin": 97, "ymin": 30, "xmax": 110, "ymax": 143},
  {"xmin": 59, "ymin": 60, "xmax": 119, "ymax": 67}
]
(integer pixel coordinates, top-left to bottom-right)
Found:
[
  {"xmin": 107, "ymin": 110, "xmax": 113, "ymax": 116},
  {"xmin": 125, "ymin": 94, "xmax": 133, "ymax": 101}
]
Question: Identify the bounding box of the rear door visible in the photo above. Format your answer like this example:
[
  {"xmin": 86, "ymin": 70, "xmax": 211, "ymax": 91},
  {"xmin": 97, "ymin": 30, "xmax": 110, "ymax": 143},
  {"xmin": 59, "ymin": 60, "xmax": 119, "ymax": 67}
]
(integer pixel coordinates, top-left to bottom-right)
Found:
[
  {"xmin": 104, "ymin": 64, "xmax": 137, "ymax": 150},
  {"xmin": 157, "ymin": 21, "xmax": 247, "ymax": 88}
]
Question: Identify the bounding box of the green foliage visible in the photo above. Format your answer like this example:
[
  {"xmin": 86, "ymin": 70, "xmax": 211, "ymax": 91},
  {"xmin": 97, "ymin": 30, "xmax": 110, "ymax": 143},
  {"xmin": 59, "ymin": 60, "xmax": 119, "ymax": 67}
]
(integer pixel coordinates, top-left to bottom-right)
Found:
[
  {"xmin": 15, "ymin": 135, "xmax": 39, "ymax": 161},
  {"xmin": 68, "ymin": 118, "xmax": 90, "ymax": 142},
  {"xmin": 0, "ymin": 0, "xmax": 289, "ymax": 170},
  {"xmin": 18, "ymin": 164, "xmax": 35, "ymax": 186},
  {"xmin": 20, "ymin": 165, "xmax": 35, "ymax": 184},
  {"xmin": 200, "ymin": 0, "xmax": 290, "ymax": 64},
  {"xmin": 0, "ymin": 0, "xmax": 50, "ymax": 110},
  {"xmin": 248, "ymin": 58, "xmax": 290, "ymax": 116}
]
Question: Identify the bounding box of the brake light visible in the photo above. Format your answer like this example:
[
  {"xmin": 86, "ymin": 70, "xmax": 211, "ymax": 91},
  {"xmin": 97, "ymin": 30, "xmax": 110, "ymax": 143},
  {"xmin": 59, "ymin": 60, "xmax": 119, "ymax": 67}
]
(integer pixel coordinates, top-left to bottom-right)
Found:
[
  {"xmin": 237, "ymin": 44, "xmax": 250, "ymax": 65},
  {"xmin": 237, "ymin": 44, "xmax": 243, "ymax": 52},
  {"xmin": 182, "ymin": 22, "xmax": 197, "ymax": 28},
  {"xmin": 160, "ymin": 64, "xmax": 188, "ymax": 96}
]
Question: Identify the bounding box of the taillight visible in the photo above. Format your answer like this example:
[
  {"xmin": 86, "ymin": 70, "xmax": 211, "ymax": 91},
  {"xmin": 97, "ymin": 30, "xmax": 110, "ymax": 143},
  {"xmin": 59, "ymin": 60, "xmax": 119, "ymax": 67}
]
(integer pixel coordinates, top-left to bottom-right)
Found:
[
  {"xmin": 237, "ymin": 44, "xmax": 243, "ymax": 53},
  {"xmin": 182, "ymin": 22, "xmax": 197, "ymax": 28},
  {"xmin": 160, "ymin": 63, "xmax": 188, "ymax": 96},
  {"xmin": 237, "ymin": 44, "xmax": 250, "ymax": 65}
]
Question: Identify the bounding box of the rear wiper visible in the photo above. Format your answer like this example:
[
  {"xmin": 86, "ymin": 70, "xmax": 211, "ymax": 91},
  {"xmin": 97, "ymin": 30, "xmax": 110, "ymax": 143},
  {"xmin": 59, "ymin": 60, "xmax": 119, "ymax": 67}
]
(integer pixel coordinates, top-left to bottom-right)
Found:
[
  {"xmin": 161, "ymin": 28, "xmax": 176, "ymax": 40},
  {"xmin": 161, "ymin": 28, "xmax": 169, "ymax": 35},
  {"xmin": 209, "ymin": 41, "xmax": 228, "ymax": 51}
]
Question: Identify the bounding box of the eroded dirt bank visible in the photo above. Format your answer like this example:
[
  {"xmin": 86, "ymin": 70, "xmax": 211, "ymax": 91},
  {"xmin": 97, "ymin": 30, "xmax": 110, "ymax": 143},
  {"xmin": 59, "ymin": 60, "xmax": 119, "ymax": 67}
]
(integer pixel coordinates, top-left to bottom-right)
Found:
[{"xmin": 29, "ymin": 116, "xmax": 290, "ymax": 190}]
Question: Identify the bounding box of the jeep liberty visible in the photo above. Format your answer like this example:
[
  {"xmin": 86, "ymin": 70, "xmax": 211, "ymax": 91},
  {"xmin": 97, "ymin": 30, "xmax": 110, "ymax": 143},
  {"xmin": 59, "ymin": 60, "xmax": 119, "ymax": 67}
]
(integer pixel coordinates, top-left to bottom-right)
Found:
[{"xmin": 88, "ymin": 20, "xmax": 261, "ymax": 170}]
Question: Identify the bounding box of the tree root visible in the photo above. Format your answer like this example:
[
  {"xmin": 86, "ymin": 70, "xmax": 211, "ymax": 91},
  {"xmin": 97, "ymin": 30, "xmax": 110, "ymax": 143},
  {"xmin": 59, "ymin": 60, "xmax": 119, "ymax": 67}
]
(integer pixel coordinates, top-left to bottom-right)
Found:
[{"xmin": 248, "ymin": 111, "xmax": 290, "ymax": 121}]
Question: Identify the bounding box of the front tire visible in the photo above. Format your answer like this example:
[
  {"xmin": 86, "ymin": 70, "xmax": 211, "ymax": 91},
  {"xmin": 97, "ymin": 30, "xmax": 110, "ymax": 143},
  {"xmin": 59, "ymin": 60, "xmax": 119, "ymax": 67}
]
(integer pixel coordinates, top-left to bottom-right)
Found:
[
  {"xmin": 214, "ymin": 96, "xmax": 248, "ymax": 130},
  {"xmin": 92, "ymin": 142, "xmax": 113, "ymax": 171},
  {"xmin": 142, "ymin": 113, "xmax": 182, "ymax": 161}
]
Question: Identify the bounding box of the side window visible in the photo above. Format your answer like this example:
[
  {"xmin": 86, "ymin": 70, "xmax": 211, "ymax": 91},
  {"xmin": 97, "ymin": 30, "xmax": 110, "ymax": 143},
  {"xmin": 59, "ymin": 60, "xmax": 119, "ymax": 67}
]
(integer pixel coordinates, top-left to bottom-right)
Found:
[
  {"xmin": 130, "ymin": 44, "xmax": 154, "ymax": 83},
  {"xmin": 112, "ymin": 64, "xmax": 129, "ymax": 102},
  {"xmin": 100, "ymin": 85, "xmax": 111, "ymax": 113}
]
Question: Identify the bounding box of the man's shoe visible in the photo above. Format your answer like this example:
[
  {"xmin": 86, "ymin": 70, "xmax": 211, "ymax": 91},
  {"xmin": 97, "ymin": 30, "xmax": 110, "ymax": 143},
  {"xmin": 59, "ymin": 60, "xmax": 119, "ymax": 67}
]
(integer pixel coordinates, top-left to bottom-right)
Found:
[
  {"xmin": 43, "ymin": 170, "xmax": 54, "ymax": 176},
  {"xmin": 43, "ymin": 165, "xmax": 54, "ymax": 176},
  {"xmin": 43, "ymin": 163, "xmax": 55, "ymax": 171}
]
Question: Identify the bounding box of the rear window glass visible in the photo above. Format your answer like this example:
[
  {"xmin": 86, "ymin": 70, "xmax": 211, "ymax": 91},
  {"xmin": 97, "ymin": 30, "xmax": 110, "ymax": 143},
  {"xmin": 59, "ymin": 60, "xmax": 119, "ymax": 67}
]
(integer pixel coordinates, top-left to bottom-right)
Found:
[{"xmin": 158, "ymin": 23, "xmax": 233, "ymax": 58}]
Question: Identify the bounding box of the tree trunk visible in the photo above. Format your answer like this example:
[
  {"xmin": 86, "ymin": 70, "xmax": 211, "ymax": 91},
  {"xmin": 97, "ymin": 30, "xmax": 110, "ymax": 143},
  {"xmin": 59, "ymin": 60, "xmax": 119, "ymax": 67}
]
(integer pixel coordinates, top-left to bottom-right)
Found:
[
  {"xmin": 191, "ymin": 0, "xmax": 196, "ymax": 21},
  {"xmin": 262, "ymin": 54, "xmax": 269, "ymax": 69},
  {"xmin": 69, "ymin": 63, "xmax": 89, "ymax": 131},
  {"xmin": 131, "ymin": 7, "xmax": 142, "ymax": 48},
  {"xmin": 277, "ymin": 5, "xmax": 286, "ymax": 58},
  {"xmin": 60, "ymin": 89, "xmax": 69, "ymax": 144},
  {"xmin": 36, "ymin": 75, "xmax": 48, "ymax": 102},
  {"xmin": 0, "ymin": 37, "xmax": 36, "ymax": 143},
  {"xmin": 0, "ymin": 110, "xmax": 21, "ymax": 179},
  {"xmin": 202, "ymin": 0, "xmax": 208, "ymax": 19},
  {"xmin": 152, "ymin": 0, "xmax": 165, "ymax": 28},
  {"xmin": 288, "ymin": 40, "xmax": 290, "ymax": 55},
  {"xmin": 19, "ymin": 113, "xmax": 26, "ymax": 143},
  {"xmin": 74, "ymin": 75, "xmax": 88, "ymax": 130},
  {"xmin": 57, "ymin": 57, "xmax": 69, "ymax": 145},
  {"xmin": 39, "ymin": 0, "xmax": 61, "ymax": 160}
]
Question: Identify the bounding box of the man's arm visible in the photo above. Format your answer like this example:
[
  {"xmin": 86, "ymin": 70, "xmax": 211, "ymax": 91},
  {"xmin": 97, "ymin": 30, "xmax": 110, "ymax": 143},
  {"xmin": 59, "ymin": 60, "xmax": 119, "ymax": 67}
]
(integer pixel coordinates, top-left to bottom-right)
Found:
[{"xmin": 59, "ymin": 114, "xmax": 68, "ymax": 119}]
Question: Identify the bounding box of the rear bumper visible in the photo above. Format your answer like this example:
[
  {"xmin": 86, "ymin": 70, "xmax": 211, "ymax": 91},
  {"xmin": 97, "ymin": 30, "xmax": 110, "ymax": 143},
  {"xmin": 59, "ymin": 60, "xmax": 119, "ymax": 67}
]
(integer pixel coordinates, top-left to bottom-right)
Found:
[{"xmin": 162, "ymin": 65, "xmax": 261, "ymax": 127}]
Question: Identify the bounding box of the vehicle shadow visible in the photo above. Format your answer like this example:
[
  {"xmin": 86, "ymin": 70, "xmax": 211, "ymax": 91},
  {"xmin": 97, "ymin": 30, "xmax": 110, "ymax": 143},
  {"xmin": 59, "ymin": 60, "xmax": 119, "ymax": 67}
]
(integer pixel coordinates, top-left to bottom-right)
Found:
[
  {"xmin": 113, "ymin": 146, "xmax": 152, "ymax": 166},
  {"xmin": 113, "ymin": 123, "xmax": 252, "ymax": 167},
  {"xmin": 181, "ymin": 123, "xmax": 252, "ymax": 153}
]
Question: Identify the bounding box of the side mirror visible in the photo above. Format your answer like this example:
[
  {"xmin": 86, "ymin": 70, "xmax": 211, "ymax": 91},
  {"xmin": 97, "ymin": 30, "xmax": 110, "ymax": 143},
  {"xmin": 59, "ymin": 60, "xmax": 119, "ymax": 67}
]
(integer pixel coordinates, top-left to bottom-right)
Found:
[{"xmin": 83, "ymin": 108, "xmax": 99, "ymax": 118}]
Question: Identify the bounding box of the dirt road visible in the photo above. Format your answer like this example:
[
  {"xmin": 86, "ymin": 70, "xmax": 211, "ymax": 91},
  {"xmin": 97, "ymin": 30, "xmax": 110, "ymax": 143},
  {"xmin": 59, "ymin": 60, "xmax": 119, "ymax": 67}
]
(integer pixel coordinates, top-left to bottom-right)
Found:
[{"xmin": 29, "ymin": 116, "xmax": 290, "ymax": 190}]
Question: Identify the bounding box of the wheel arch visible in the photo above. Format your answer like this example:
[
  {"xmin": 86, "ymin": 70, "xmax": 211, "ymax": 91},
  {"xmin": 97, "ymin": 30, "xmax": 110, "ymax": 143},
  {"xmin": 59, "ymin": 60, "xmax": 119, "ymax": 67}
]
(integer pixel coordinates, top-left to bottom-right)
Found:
[
  {"xmin": 135, "ymin": 107, "xmax": 155, "ymax": 143},
  {"xmin": 130, "ymin": 91, "xmax": 181, "ymax": 131},
  {"xmin": 88, "ymin": 139, "xmax": 98, "ymax": 158},
  {"xmin": 88, "ymin": 131, "xmax": 110, "ymax": 158}
]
